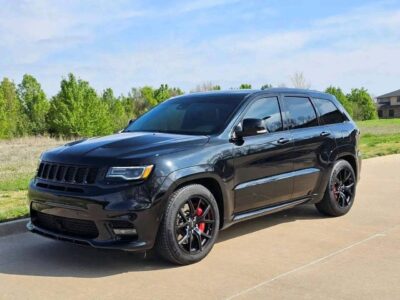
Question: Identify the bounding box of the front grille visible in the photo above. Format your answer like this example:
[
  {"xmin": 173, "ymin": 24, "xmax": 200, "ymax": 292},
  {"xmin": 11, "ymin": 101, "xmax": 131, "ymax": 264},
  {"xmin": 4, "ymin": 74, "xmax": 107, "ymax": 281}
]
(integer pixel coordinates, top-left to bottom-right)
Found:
[
  {"xmin": 37, "ymin": 162, "xmax": 98, "ymax": 185},
  {"xmin": 32, "ymin": 210, "xmax": 99, "ymax": 239}
]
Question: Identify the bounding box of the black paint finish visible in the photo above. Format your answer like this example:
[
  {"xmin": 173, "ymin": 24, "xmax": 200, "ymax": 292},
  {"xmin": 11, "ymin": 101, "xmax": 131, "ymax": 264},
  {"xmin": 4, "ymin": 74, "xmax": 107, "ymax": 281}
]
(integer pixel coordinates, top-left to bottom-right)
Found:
[{"xmin": 27, "ymin": 88, "xmax": 361, "ymax": 251}]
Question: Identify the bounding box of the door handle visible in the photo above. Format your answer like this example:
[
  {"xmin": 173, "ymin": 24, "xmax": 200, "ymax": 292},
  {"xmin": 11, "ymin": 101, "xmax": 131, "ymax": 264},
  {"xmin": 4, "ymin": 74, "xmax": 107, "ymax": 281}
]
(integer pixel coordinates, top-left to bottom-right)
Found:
[
  {"xmin": 276, "ymin": 138, "xmax": 290, "ymax": 144},
  {"xmin": 320, "ymin": 131, "xmax": 331, "ymax": 137}
]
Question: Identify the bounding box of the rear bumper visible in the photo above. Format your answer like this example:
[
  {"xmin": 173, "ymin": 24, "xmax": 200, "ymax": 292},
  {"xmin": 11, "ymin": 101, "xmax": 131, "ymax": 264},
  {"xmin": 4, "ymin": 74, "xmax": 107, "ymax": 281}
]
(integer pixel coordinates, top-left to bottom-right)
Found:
[{"xmin": 27, "ymin": 179, "xmax": 165, "ymax": 251}]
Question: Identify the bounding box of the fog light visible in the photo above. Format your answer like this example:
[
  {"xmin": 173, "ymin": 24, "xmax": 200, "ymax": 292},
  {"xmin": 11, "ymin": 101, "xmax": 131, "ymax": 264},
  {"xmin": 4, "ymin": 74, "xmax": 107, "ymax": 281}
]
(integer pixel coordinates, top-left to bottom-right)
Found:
[{"xmin": 113, "ymin": 228, "xmax": 137, "ymax": 235}]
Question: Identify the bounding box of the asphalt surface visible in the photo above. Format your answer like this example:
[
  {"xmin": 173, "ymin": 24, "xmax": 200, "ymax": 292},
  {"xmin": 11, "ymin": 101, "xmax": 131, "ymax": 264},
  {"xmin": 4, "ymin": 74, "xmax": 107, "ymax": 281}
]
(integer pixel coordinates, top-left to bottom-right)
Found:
[{"xmin": 0, "ymin": 155, "xmax": 399, "ymax": 300}]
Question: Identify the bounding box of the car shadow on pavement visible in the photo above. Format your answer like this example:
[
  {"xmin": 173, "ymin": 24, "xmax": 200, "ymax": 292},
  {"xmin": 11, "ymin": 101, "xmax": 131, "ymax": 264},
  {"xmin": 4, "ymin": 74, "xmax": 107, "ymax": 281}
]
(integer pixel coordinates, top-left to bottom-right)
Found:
[
  {"xmin": 0, "ymin": 204, "xmax": 323, "ymax": 278},
  {"xmin": 218, "ymin": 204, "xmax": 322, "ymax": 243}
]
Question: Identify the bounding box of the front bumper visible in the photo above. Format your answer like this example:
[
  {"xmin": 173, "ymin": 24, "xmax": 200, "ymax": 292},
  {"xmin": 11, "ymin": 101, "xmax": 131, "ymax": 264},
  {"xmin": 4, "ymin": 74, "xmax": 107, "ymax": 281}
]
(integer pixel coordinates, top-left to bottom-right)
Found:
[
  {"xmin": 27, "ymin": 179, "xmax": 165, "ymax": 251},
  {"xmin": 26, "ymin": 221, "xmax": 150, "ymax": 251}
]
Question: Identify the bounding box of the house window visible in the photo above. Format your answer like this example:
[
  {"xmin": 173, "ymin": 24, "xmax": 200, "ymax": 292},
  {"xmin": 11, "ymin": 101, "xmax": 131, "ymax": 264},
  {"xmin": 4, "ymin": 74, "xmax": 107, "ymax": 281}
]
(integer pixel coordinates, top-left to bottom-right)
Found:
[
  {"xmin": 378, "ymin": 110, "xmax": 383, "ymax": 118},
  {"xmin": 397, "ymin": 96, "xmax": 400, "ymax": 103},
  {"xmin": 379, "ymin": 98, "xmax": 390, "ymax": 105},
  {"xmin": 389, "ymin": 109, "xmax": 394, "ymax": 118}
]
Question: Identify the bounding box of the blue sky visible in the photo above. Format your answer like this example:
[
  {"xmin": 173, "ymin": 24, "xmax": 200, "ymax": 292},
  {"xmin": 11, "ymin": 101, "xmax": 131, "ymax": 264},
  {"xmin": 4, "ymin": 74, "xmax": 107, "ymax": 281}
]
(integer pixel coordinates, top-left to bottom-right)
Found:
[{"xmin": 1, "ymin": 0, "xmax": 400, "ymax": 97}]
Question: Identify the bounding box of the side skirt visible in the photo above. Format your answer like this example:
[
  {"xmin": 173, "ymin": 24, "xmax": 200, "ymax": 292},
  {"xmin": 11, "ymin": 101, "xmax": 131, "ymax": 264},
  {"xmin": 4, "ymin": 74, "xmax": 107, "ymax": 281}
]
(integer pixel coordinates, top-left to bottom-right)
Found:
[{"xmin": 232, "ymin": 198, "xmax": 310, "ymax": 223}]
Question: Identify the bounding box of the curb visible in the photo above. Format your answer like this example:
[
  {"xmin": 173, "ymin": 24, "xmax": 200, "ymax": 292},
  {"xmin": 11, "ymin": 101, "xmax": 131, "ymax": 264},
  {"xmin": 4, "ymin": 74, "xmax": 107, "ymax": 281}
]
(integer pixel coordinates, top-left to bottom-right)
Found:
[{"xmin": 0, "ymin": 218, "xmax": 29, "ymax": 237}]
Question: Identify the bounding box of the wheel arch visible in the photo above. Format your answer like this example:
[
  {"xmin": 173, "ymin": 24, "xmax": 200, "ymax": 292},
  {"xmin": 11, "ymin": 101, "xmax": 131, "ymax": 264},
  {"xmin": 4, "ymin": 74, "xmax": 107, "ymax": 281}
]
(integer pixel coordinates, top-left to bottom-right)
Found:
[
  {"xmin": 175, "ymin": 178, "xmax": 225, "ymax": 229},
  {"xmin": 330, "ymin": 143, "xmax": 360, "ymax": 181},
  {"xmin": 161, "ymin": 168, "xmax": 232, "ymax": 229},
  {"xmin": 336, "ymin": 153, "xmax": 358, "ymax": 179}
]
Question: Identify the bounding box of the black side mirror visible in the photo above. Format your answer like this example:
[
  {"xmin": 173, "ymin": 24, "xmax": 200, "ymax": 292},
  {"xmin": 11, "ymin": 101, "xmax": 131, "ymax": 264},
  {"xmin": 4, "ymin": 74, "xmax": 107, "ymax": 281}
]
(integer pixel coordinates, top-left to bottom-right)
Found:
[
  {"xmin": 128, "ymin": 119, "xmax": 136, "ymax": 125},
  {"xmin": 234, "ymin": 118, "xmax": 266, "ymax": 138}
]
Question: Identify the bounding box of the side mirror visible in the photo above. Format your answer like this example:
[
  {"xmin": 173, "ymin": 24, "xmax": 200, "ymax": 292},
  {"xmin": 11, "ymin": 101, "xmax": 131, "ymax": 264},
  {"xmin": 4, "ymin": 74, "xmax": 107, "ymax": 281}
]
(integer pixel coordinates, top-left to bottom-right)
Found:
[
  {"xmin": 234, "ymin": 118, "xmax": 266, "ymax": 138},
  {"xmin": 128, "ymin": 118, "xmax": 136, "ymax": 125}
]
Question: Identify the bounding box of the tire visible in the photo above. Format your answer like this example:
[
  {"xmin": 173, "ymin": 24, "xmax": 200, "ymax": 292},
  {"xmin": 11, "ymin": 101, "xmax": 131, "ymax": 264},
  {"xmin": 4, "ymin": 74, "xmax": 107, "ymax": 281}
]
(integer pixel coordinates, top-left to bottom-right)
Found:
[
  {"xmin": 316, "ymin": 160, "xmax": 356, "ymax": 217},
  {"xmin": 156, "ymin": 184, "xmax": 220, "ymax": 265}
]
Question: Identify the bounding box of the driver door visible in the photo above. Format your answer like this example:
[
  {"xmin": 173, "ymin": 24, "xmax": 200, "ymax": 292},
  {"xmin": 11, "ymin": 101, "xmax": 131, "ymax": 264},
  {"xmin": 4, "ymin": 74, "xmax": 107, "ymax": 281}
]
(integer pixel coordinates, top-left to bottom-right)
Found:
[{"xmin": 233, "ymin": 96, "xmax": 295, "ymax": 213}]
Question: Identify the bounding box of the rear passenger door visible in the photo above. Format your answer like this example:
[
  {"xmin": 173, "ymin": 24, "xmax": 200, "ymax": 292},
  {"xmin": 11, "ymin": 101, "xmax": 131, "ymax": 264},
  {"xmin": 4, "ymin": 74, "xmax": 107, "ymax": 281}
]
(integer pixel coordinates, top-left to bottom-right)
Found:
[
  {"xmin": 281, "ymin": 96, "xmax": 336, "ymax": 200},
  {"xmin": 312, "ymin": 97, "xmax": 350, "ymax": 150}
]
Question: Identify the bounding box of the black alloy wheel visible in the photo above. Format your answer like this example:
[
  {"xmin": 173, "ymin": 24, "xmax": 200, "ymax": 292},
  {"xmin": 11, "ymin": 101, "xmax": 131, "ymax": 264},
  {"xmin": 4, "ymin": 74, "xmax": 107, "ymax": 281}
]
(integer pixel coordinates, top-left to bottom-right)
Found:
[
  {"xmin": 316, "ymin": 160, "xmax": 356, "ymax": 217},
  {"xmin": 156, "ymin": 184, "xmax": 220, "ymax": 265},
  {"xmin": 332, "ymin": 167, "xmax": 355, "ymax": 208},
  {"xmin": 175, "ymin": 195, "xmax": 216, "ymax": 254}
]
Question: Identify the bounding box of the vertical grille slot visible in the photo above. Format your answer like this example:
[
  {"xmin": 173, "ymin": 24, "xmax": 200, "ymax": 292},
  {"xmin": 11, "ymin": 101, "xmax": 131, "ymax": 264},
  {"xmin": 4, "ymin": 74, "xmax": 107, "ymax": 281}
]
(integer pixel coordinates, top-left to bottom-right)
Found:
[
  {"xmin": 75, "ymin": 168, "xmax": 86, "ymax": 183},
  {"xmin": 56, "ymin": 166, "xmax": 66, "ymax": 181},
  {"xmin": 64, "ymin": 167, "xmax": 76, "ymax": 182},
  {"xmin": 42, "ymin": 164, "xmax": 50, "ymax": 179},
  {"xmin": 48, "ymin": 165, "xmax": 57, "ymax": 180}
]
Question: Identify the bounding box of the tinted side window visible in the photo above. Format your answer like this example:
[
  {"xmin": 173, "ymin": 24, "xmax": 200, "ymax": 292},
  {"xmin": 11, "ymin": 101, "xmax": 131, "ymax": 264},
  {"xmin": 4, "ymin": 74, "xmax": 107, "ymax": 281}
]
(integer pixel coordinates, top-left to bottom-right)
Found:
[
  {"xmin": 244, "ymin": 97, "xmax": 283, "ymax": 132},
  {"xmin": 313, "ymin": 98, "xmax": 345, "ymax": 124},
  {"xmin": 283, "ymin": 97, "xmax": 318, "ymax": 129}
]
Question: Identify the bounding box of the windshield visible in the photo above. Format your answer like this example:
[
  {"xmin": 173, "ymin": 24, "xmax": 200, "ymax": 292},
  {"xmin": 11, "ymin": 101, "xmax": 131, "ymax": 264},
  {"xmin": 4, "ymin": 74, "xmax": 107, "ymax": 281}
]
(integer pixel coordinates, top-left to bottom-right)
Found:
[{"xmin": 124, "ymin": 94, "xmax": 246, "ymax": 135}]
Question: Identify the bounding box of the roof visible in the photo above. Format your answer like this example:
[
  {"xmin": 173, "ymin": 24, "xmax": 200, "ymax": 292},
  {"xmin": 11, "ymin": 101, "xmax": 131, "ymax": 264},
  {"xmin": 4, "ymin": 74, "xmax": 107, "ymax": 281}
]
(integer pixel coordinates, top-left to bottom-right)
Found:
[
  {"xmin": 377, "ymin": 89, "xmax": 400, "ymax": 99},
  {"xmin": 182, "ymin": 88, "xmax": 331, "ymax": 98}
]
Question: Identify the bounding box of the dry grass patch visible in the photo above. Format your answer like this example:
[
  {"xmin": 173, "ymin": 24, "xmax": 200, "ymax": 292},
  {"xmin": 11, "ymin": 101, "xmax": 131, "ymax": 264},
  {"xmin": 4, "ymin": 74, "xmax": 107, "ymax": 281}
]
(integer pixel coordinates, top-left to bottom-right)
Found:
[{"xmin": 0, "ymin": 136, "xmax": 70, "ymax": 191}]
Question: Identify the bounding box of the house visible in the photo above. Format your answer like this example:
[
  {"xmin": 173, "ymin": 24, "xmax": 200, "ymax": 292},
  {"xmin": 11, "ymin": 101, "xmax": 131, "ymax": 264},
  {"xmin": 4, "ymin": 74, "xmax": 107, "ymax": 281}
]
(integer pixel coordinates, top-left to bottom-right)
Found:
[{"xmin": 376, "ymin": 89, "xmax": 400, "ymax": 118}]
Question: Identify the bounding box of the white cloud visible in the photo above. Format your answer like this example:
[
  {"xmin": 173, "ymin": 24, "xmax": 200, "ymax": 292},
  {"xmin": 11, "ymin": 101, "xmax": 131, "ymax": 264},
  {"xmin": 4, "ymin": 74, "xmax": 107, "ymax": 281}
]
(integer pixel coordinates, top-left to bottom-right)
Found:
[
  {"xmin": 0, "ymin": 1, "xmax": 399, "ymax": 96},
  {"xmin": 85, "ymin": 4, "xmax": 400, "ymax": 95}
]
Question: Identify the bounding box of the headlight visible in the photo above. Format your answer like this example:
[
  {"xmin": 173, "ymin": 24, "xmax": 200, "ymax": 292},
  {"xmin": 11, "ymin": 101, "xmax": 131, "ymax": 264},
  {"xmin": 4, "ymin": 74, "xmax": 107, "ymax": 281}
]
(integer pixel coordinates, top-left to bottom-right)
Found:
[{"xmin": 106, "ymin": 165, "xmax": 154, "ymax": 180}]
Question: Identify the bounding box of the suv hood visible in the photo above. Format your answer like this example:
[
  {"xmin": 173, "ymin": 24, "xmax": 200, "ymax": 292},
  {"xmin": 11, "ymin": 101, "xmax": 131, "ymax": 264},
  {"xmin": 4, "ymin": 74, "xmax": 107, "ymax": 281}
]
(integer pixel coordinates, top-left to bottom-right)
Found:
[{"xmin": 42, "ymin": 132, "xmax": 209, "ymax": 165}]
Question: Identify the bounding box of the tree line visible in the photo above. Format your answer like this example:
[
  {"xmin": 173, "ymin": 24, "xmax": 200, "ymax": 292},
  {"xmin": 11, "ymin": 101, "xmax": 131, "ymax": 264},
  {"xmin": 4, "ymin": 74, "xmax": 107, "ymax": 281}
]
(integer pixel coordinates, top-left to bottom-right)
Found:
[{"xmin": 0, "ymin": 73, "xmax": 377, "ymax": 139}]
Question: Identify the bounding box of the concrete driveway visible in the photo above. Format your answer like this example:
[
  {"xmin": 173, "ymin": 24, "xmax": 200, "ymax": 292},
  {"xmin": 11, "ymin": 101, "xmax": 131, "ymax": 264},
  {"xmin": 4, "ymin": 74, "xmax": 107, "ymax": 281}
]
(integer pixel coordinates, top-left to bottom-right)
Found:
[{"xmin": 1, "ymin": 155, "xmax": 399, "ymax": 299}]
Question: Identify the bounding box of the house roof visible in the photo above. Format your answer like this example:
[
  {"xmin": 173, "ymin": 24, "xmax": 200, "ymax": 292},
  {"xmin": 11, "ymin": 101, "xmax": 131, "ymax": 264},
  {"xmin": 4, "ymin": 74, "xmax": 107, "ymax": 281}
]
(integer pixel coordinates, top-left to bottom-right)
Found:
[{"xmin": 377, "ymin": 89, "xmax": 400, "ymax": 99}]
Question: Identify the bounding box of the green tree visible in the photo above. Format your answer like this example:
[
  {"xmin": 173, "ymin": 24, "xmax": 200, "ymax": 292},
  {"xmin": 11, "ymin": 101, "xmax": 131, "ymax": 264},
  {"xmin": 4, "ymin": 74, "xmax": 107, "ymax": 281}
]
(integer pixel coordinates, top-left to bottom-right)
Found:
[
  {"xmin": 347, "ymin": 88, "xmax": 377, "ymax": 121},
  {"xmin": 167, "ymin": 85, "xmax": 184, "ymax": 97},
  {"xmin": 124, "ymin": 84, "xmax": 184, "ymax": 120},
  {"xmin": 102, "ymin": 88, "xmax": 130, "ymax": 132},
  {"xmin": 325, "ymin": 86, "xmax": 353, "ymax": 117},
  {"xmin": 0, "ymin": 83, "xmax": 8, "ymax": 138},
  {"xmin": 239, "ymin": 83, "xmax": 252, "ymax": 89},
  {"xmin": 154, "ymin": 84, "xmax": 172, "ymax": 103},
  {"xmin": 140, "ymin": 86, "xmax": 158, "ymax": 107},
  {"xmin": 47, "ymin": 73, "xmax": 113, "ymax": 137},
  {"xmin": 0, "ymin": 78, "xmax": 24, "ymax": 138},
  {"xmin": 152, "ymin": 84, "xmax": 184, "ymax": 105},
  {"xmin": 17, "ymin": 74, "xmax": 49, "ymax": 135}
]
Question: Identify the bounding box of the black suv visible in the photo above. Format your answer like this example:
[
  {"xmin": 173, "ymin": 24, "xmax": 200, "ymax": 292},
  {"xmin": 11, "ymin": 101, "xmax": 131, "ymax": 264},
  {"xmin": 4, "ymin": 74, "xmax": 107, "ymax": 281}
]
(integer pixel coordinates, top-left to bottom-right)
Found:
[{"xmin": 27, "ymin": 88, "xmax": 361, "ymax": 265}]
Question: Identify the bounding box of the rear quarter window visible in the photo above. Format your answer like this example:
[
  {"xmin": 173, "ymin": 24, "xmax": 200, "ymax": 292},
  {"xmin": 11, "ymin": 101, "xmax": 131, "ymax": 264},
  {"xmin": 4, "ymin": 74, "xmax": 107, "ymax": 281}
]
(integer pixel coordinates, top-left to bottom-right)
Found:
[{"xmin": 313, "ymin": 98, "xmax": 345, "ymax": 125}]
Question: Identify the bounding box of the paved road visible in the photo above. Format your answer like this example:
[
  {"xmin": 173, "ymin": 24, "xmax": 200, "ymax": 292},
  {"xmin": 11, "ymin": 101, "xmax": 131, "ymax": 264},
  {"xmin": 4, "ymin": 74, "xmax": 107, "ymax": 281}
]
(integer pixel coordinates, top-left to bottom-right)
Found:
[{"xmin": 1, "ymin": 155, "xmax": 399, "ymax": 300}]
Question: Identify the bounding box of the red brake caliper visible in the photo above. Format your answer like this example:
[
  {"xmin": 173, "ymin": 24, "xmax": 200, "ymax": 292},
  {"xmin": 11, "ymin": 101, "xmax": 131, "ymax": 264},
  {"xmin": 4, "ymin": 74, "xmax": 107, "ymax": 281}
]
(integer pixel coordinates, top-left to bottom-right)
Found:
[
  {"xmin": 196, "ymin": 207, "xmax": 205, "ymax": 232},
  {"xmin": 333, "ymin": 184, "xmax": 338, "ymax": 199}
]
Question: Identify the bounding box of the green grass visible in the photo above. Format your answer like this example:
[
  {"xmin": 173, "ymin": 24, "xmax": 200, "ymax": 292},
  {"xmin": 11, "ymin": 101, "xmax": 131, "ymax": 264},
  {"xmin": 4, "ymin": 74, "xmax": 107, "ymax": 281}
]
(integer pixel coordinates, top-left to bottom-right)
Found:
[
  {"xmin": 1, "ymin": 122, "xmax": 400, "ymax": 222},
  {"xmin": 0, "ymin": 191, "xmax": 29, "ymax": 222},
  {"xmin": 0, "ymin": 174, "xmax": 33, "ymax": 191},
  {"xmin": 357, "ymin": 119, "xmax": 400, "ymax": 158}
]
